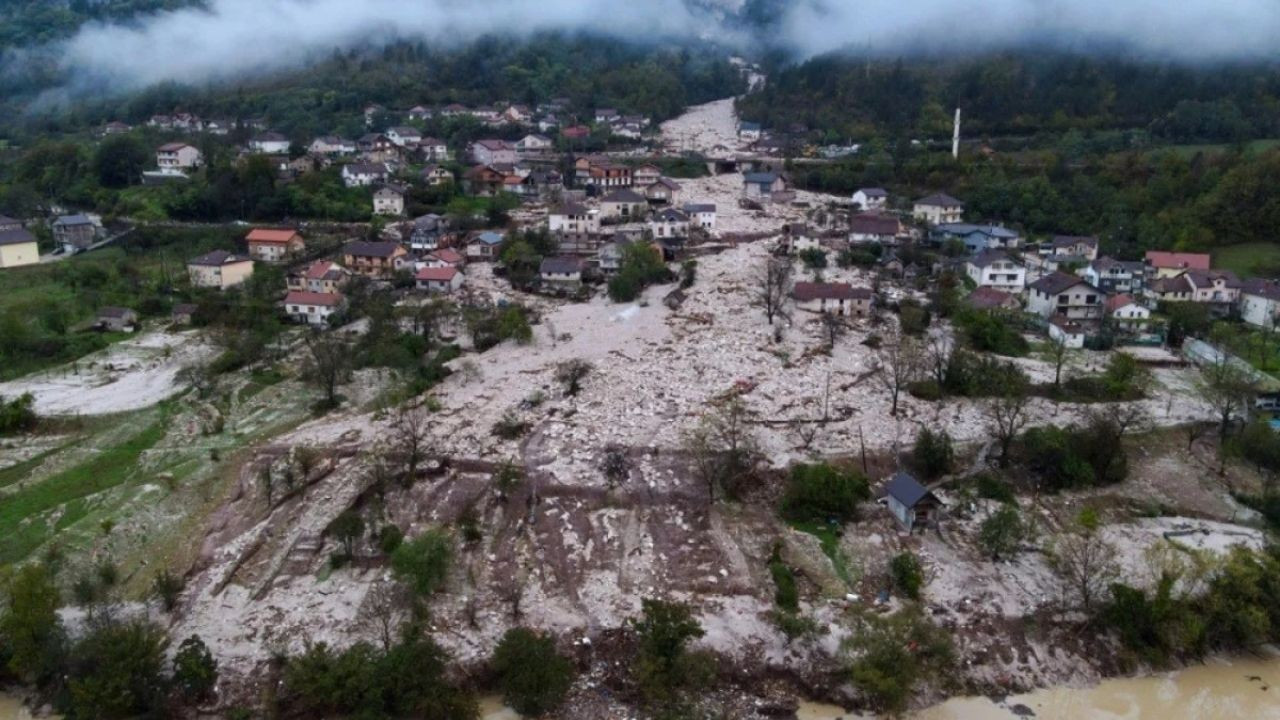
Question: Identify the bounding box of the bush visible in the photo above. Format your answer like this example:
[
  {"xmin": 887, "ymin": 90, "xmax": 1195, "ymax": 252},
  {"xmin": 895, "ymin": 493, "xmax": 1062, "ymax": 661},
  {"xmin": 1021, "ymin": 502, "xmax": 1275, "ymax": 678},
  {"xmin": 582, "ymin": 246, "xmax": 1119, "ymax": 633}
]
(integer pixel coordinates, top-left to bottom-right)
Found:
[
  {"xmin": 889, "ymin": 552, "xmax": 924, "ymax": 600},
  {"xmin": 491, "ymin": 628, "xmax": 574, "ymax": 716},
  {"xmin": 390, "ymin": 529, "xmax": 452, "ymax": 597},
  {"xmin": 768, "ymin": 545, "xmax": 799, "ymax": 612},
  {"xmin": 492, "ymin": 412, "xmax": 531, "ymax": 439},
  {"xmin": 898, "ymin": 299, "xmax": 930, "ymax": 335},
  {"xmin": 978, "ymin": 506, "xmax": 1026, "ymax": 560},
  {"xmin": 1021, "ymin": 416, "xmax": 1128, "ymax": 492},
  {"xmin": 630, "ymin": 599, "xmax": 712, "ymax": 708},
  {"xmin": 907, "ymin": 379, "xmax": 943, "ymax": 401},
  {"xmin": 152, "ymin": 570, "xmax": 183, "ymax": 612},
  {"xmin": 911, "ymin": 427, "xmax": 954, "ymax": 478},
  {"xmin": 799, "ymin": 248, "xmax": 828, "ymax": 269},
  {"xmin": 779, "ymin": 463, "xmax": 871, "ymax": 525},
  {"xmin": 379, "ymin": 524, "xmax": 404, "ymax": 554},
  {"xmin": 954, "ymin": 309, "xmax": 1028, "ymax": 357},
  {"xmin": 973, "ymin": 474, "xmax": 1017, "ymax": 506},
  {"xmin": 0, "ymin": 393, "xmax": 38, "ymax": 435},
  {"xmin": 66, "ymin": 621, "xmax": 169, "ymax": 720},
  {"xmin": 942, "ymin": 349, "xmax": 1029, "ymax": 397},
  {"xmin": 847, "ymin": 607, "xmax": 955, "ymax": 715},
  {"xmin": 173, "ymin": 634, "xmax": 218, "ymax": 702}
]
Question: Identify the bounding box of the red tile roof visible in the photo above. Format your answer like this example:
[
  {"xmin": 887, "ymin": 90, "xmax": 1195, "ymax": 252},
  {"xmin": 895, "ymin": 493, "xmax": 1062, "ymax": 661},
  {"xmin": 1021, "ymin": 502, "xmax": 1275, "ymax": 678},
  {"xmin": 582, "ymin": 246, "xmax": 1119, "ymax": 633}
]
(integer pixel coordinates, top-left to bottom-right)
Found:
[
  {"xmin": 415, "ymin": 266, "xmax": 458, "ymax": 282},
  {"xmin": 1144, "ymin": 251, "xmax": 1210, "ymax": 271},
  {"xmin": 246, "ymin": 228, "xmax": 301, "ymax": 245},
  {"xmin": 792, "ymin": 282, "xmax": 872, "ymax": 302},
  {"xmin": 430, "ymin": 248, "xmax": 464, "ymax": 264},
  {"xmin": 284, "ymin": 291, "xmax": 343, "ymax": 306}
]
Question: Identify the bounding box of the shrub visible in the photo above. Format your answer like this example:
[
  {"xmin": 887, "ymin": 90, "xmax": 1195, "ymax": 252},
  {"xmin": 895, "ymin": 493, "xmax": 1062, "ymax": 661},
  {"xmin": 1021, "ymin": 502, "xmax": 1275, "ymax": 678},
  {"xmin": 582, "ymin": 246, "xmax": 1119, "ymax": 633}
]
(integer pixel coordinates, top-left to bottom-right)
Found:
[
  {"xmin": 799, "ymin": 248, "xmax": 828, "ymax": 269},
  {"xmin": 630, "ymin": 599, "xmax": 712, "ymax": 708},
  {"xmin": 973, "ymin": 474, "xmax": 1017, "ymax": 506},
  {"xmin": 942, "ymin": 349, "xmax": 1029, "ymax": 397},
  {"xmin": 152, "ymin": 570, "xmax": 183, "ymax": 612},
  {"xmin": 889, "ymin": 552, "xmax": 924, "ymax": 600},
  {"xmin": 491, "ymin": 628, "xmax": 574, "ymax": 716},
  {"xmin": 911, "ymin": 427, "xmax": 954, "ymax": 478},
  {"xmin": 379, "ymin": 524, "xmax": 404, "ymax": 554},
  {"xmin": 390, "ymin": 529, "xmax": 452, "ymax": 597},
  {"xmin": 907, "ymin": 379, "xmax": 943, "ymax": 401},
  {"xmin": 898, "ymin": 300, "xmax": 930, "ymax": 335},
  {"xmin": 0, "ymin": 393, "xmax": 38, "ymax": 435},
  {"xmin": 173, "ymin": 634, "xmax": 218, "ymax": 702},
  {"xmin": 779, "ymin": 463, "xmax": 870, "ymax": 525},
  {"xmin": 768, "ymin": 545, "xmax": 799, "ymax": 612},
  {"xmin": 492, "ymin": 412, "xmax": 531, "ymax": 439},
  {"xmin": 1021, "ymin": 417, "xmax": 1128, "ymax": 492},
  {"xmin": 66, "ymin": 621, "xmax": 169, "ymax": 720},
  {"xmin": 847, "ymin": 607, "xmax": 955, "ymax": 715},
  {"xmin": 954, "ymin": 309, "xmax": 1028, "ymax": 357}
]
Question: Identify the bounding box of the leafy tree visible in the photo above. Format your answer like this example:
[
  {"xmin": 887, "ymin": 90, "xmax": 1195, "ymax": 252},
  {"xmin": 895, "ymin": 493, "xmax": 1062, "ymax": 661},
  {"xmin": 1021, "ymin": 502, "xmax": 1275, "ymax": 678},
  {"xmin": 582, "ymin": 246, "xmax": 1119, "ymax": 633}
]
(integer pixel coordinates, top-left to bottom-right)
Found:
[
  {"xmin": 978, "ymin": 506, "xmax": 1026, "ymax": 560},
  {"xmin": 491, "ymin": 628, "xmax": 574, "ymax": 716},
  {"xmin": 152, "ymin": 570, "xmax": 183, "ymax": 612},
  {"xmin": 889, "ymin": 552, "xmax": 924, "ymax": 600},
  {"xmin": 779, "ymin": 462, "xmax": 871, "ymax": 525},
  {"xmin": 630, "ymin": 598, "xmax": 711, "ymax": 708},
  {"xmin": 846, "ymin": 607, "xmax": 955, "ymax": 715},
  {"xmin": 0, "ymin": 563, "xmax": 64, "ymax": 685},
  {"xmin": 66, "ymin": 621, "xmax": 169, "ymax": 720},
  {"xmin": 93, "ymin": 135, "xmax": 149, "ymax": 189},
  {"xmin": 768, "ymin": 545, "xmax": 799, "ymax": 612},
  {"xmin": 608, "ymin": 242, "xmax": 671, "ymax": 302},
  {"xmin": 911, "ymin": 427, "xmax": 954, "ymax": 478},
  {"xmin": 330, "ymin": 511, "xmax": 365, "ymax": 559},
  {"xmin": 172, "ymin": 634, "xmax": 218, "ymax": 702},
  {"xmin": 390, "ymin": 529, "xmax": 453, "ymax": 598}
]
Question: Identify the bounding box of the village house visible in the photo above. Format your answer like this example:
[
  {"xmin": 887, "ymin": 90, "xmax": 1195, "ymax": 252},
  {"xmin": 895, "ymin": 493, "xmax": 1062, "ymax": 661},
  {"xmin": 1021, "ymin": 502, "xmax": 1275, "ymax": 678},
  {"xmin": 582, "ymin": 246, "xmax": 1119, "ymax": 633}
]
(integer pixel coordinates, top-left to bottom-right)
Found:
[
  {"xmin": 737, "ymin": 121, "xmax": 762, "ymax": 142},
  {"xmin": 284, "ymin": 291, "xmax": 345, "ymax": 326},
  {"xmin": 572, "ymin": 156, "xmax": 632, "ymax": 190},
  {"xmin": 171, "ymin": 303, "xmax": 197, "ymax": 325},
  {"xmin": 848, "ymin": 213, "xmax": 902, "ymax": 245},
  {"xmin": 364, "ymin": 104, "xmax": 386, "ymax": 126},
  {"xmin": 515, "ymin": 134, "xmax": 554, "ymax": 153},
  {"xmin": 52, "ymin": 214, "xmax": 99, "ymax": 254},
  {"xmin": 407, "ymin": 105, "xmax": 432, "ymax": 121},
  {"xmin": 1144, "ymin": 250, "xmax": 1211, "ymax": 279},
  {"xmin": 373, "ymin": 184, "xmax": 407, "ymax": 216},
  {"xmin": 414, "ymin": 266, "xmax": 465, "ymax": 294},
  {"xmin": 1082, "ymin": 257, "xmax": 1145, "ymax": 295},
  {"xmin": 425, "ymin": 248, "xmax": 465, "ymax": 269},
  {"xmin": 419, "ymin": 137, "xmax": 450, "ymax": 162},
  {"xmin": 503, "ymin": 104, "xmax": 532, "ymax": 124},
  {"xmin": 342, "ymin": 240, "xmax": 409, "ymax": 279},
  {"xmin": 157, "ymin": 142, "xmax": 202, "ymax": 170},
  {"xmin": 467, "ymin": 231, "xmax": 505, "ymax": 260},
  {"xmin": 965, "ymin": 287, "xmax": 1021, "ymax": 313},
  {"xmin": 0, "ymin": 222, "xmax": 39, "ymax": 268},
  {"xmin": 409, "ymin": 214, "xmax": 448, "ymax": 252},
  {"xmin": 439, "ymin": 103, "xmax": 469, "ymax": 118},
  {"xmin": 600, "ymin": 189, "xmax": 648, "ymax": 220},
  {"xmin": 792, "ymin": 282, "xmax": 872, "ymax": 316},
  {"xmin": 1049, "ymin": 235, "xmax": 1099, "ymax": 261},
  {"xmin": 386, "ymin": 126, "xmax": 422, "ymax": 148},
  {"xmin": 784, "ymin": 223, "xmax": 821, "ymax": 254},
  {"xmin": 1105, "ymin": 294, "xmax": 1152, "ymax": 332},
  {"xmin": 357, "ymin": 133, "xmax": 396, "ymax": 155},
  {"xmin": 851, "ymin": 187, "xmax": 888, "ymax": 211},
  {"xmin": 249, "ymin": 132, "xmax": 290, "ymax": 154},
  {"xmin": 597, "ymin": 239, "xmax": 630, "ymax": 274},
  {"xmin": 102, "ymin": 121, "xmax": 131, "ymax": 135},
  {"xmin": 1183, "ymin": 269, "xmax": 1242, "ymax": 310},
  {"xmin": 420, "ymin": 164, "xmax": 453, "ymax": 186},
  {"xmin": 540, "ymin": 256, "xmax": 585, "ymax": 288},
  {"xmin": 1240, "ymin": 279, "xmax": 1280, "ymax": 329},
  {"xmin": 1026, "ymin": 271, "xmax": 1103, "ymax": 320},
  {"xmin": 187, "ymin": 250, "xmax": 254, "ymax": 290},
  {"xmin": 470, "ymin": 139, "xmax": 517, "ymax": 166},
  {"xmin": 742, "ymin": 172, "xmax": 787, "ymax": 200},
  {"xmin": 649, "ymin": 208, "xmax": 690, "ymax": 240},
  {"xmin": 594, "ymin": 108, "xmax": 619, "ymax": 124},
  {"xmin": 462, "ymin": 165, "xmax": 508, "ymax": 197},
  {"xmin": 561, "ymin": 125, "xmax": 591, "ymax": 140},
  {"xmin": 549, "ymin": 203, "xmax": 601, "ymax": 236},
  {"xmin": 633, "ymin": 164, "xmax": 662, "ymax": 186},
  {"xmin": 965, "ymin": 250, "xmax": 1026, "ymax": 292},
  {"xmin": 308, "ymin": 136, "xmax": 356, "ymax": 156},
  {"xmin": 342, "ymin": 162, "xmax": 389, "ymax": 188},
  {"xmin": 934, "ymin": 223, "xmax": 1021, "ymax": 252},
  {"xmin": 96, "ymin": 307, "xmax": 138, "ymax": 332},
  {"xmin": 203, "ymin": 119, "xmax": 235, "ymax": 135},
  {"xmin": 288, "ymin": 260, "xmax": 351, "ymax": 294},
  {"xmin": 1048, "ymin": 316, "xmax": 1088, "ymax": 349},
  {"xmin": 912, "ymin": 193, "xmax": 965, "ymax": 225},
  {"xmin": 683, "ymin": 203, "xmax": 716, "ymax": 231},
  {"xmin": 643, "ymin": 178, "xmax": 680, "ymax": 205},
  {"xmin": 245, "ymin": 228, "xmax": 305, "ymax": 263},
  {"xmin": 1146, "ymin": 274, "xmax": 1194, "ymax": 304},
  {"xmin": 881, "ymin": 472, "xmax": 943, "ymax": 532}
]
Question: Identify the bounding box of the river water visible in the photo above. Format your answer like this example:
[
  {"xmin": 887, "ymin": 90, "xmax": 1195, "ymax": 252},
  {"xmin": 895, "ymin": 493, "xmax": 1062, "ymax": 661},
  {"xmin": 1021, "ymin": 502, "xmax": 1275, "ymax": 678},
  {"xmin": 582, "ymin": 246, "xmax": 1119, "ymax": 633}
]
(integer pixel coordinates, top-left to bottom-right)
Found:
[{"xmin": 5, "ymin": 656, "xmax": 1279, "ymax": 720}]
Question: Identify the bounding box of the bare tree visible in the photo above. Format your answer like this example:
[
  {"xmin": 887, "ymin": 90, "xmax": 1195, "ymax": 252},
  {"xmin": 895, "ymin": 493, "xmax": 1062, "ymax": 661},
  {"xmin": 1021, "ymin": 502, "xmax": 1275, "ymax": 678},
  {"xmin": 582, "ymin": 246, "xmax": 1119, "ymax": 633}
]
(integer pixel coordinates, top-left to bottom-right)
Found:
[
  {"xmin": 683, "ymin": 396, "xmax": 760, "ymax": 503},
  {"xmin": 791, "ymin": 419, "xmax": 821, "ymax": 451},
  {"xmin": 555, "ymin": 359, "xmax": 593, "ymax": 397},
  {"xmin": 756, "ymin": 257, "xmax": 794, "ymax": 326},
  {"xmin": 925, "ymin": 331, "xmax": 950, "ymax": 388},
  {"xmin": 1043, "ymin": 333, "xmax": 1072, "ymax": 388},
  {"xmin": 987, "ymin": 388, "xmax": 1030, "ymax": 468},
  {"xmin": 1048, "ymin": 529, "xmax": 1120, "ymax": 612},
  {"xmin": 360, "ymin": 579, "xmax": 410, "ymax": 651},
  {"xmin": 876, "ymin": 332, "xmax": 922, "ymax": 415},
  {"xmin": 1194, "ymin": 356, "xmax": 1255, "ymax": 442},
  {"xmin": 391, "ymin": 406, "xmax": 432, "ymax": 486},
  {"xmin": 820, "ymin": 311, "xmax": 846, "ymax": 350},
  {"xmin": 303, "ymin": 333, "xmax": 353, "ymax": 410},
  {"xmin": 177, "ymin": 363, "xmax": 218, "ymax": 399}
]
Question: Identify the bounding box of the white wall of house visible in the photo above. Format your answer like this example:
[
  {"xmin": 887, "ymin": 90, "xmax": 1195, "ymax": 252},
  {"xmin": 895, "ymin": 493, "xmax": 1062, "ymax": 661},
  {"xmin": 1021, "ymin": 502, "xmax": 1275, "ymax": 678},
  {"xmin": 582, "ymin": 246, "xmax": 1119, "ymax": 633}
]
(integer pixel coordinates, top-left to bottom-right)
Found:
[
  {"xmin": 1242, "ymin": 293, "xmax": 1280, "ymax": 329},
  {"xmin": 1048, "ymin": 322, "xmax": 1086, "ymax": 349},
  {"xmin": 965, "ymin": 260, "xmax": 1026, "ymax": 291}
]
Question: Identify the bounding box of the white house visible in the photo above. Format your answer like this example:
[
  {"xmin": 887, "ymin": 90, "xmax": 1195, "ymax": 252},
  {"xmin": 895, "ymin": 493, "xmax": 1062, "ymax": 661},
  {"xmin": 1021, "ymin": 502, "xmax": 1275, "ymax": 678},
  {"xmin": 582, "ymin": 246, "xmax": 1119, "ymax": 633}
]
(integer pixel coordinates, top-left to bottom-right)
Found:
[
  {"xmin": 469, "ymin": 139, "xmax": 517, "ymax": 166},
  {"xmin": 600, "ymin": 189, "xmax": 648, "ymax": 219},
  {"xmin": 913, "ymin": 193, "xmax": 964, "ymax": 225},
  {"xmin": 1105, "ymin": 294, "xmax": 1152, "ymax": 331},
  {"xmin": 738, "ymin": 121, "xmax": 762, "ymax": 142},
  {"xmin": 1026, "ymin": 272, "xmax": 1103, "ymax": 320},
  {"xmin": 633, "ymin": 164, "xmax": 662, "ymax": 186},
  {"xmin": 156, "ymin": 143, "xmax": 202, "ymax": 169},
  {"xmin": 284, "ymin": 291, "xmax": 344, "ymax": 326},
  {"xmin": 851, "ymin": 187, "xmax": 888, "ymax": 211},
  {"xmin": 467, "ymin": 231, "xmax": 505, "ymax": 260},
  {"xmin": 414, "ymin": 266, "xmax": 465, "ymax": 294},
  {"xmin": 308, "ymin": 136, "xmax": 355, "ymax": 156},
  {"xmin": 792, "ymin": 282, "xmax": 873, "ymax": 316},
  {"xmin": 965, "ymin": 250, "xmax": 1026, "ymax": 292},
  {"xmin": 1241, "ymin": 279, "xmax": 1280, "ymax": 329},
  {"xmin": 649, "ymin": 208, "xmax": 690, "ymax": 239},
  {"xmin": 743, "ymin": 172, "xmax": 787, "ymax": 200},
  {"xmin": 386, "ymin": 126, "xmax": 423, "ymax": 148},
  {"xmin": 420, "ymin": 164, "xmax": 453, "ymax": 186},
  {"xmin": 249, "ymin": 132, "xmax": 290, "ymax": 154},
  {"xmin": 682, "ymin": 203, "xmax": 716, "ymax": 231},
  {"xmin": 1183, "ymin": 269, "xmax": 1242, "ymax": 307},
  {"xmin": 540, "ymin": 256, "xmax": 584, "ymax": 287},
  {"xmin": 342, "ymin": 162, "xmax": 389, "ymax": 188},
  {"xmin": 1082, "ymin": 257, "xmax": 1144, "ymax": 295},
  {"xmin": 515, "ymin": 134, "xmax": 554, "ymax": 153},
  {"xmin": 1048, "ymin": 316, "xmax": 1087, "ymax": 349},
  {"xmin": 549, "ymin": 204, "xmax": 600, "ymax": 235},
  {"xmin": 373, "ymin": 184, "xmax": 407, "ymax": 216},
  {"xmin": 848, "ymin": 213, "xmax": 901, "ymax": 245},
  {"xmin": 419, "ymin": 137, "xmax": 450, "ymax": 162}
]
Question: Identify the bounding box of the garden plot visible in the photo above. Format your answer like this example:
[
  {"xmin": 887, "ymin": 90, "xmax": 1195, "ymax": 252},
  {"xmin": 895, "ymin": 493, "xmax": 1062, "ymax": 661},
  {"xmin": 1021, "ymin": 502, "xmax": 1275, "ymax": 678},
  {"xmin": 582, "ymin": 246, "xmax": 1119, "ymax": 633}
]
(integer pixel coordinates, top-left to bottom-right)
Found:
[{"xmin": 0, "ymin": 328, "xmax": 213, "ymax": 415}]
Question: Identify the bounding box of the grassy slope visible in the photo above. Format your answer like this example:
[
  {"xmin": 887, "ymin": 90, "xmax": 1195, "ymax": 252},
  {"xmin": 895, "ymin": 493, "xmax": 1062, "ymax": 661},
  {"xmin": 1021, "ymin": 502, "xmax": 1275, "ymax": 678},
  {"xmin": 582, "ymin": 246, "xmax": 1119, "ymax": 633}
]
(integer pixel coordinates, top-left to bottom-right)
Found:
[{"xmin": 1212, "ymin": 242, "xmax": 1280, "ymax": 279}]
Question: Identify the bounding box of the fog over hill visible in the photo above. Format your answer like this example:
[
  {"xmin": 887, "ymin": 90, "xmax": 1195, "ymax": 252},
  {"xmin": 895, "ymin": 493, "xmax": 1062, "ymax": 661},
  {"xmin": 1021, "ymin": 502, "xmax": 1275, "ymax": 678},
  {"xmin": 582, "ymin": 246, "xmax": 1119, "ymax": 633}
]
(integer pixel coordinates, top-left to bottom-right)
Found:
[{"xmin": 18, "ymin": 0, "xmax": 1280, "ymax": 96}]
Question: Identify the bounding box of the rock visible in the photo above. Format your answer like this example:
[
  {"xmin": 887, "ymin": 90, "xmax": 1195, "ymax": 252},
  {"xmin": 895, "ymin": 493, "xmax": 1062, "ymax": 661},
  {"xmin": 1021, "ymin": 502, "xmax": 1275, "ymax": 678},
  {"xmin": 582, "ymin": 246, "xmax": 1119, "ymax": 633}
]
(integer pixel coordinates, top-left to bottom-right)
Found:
[
  {"xmin": 1010, "ymin": 704, "xmax": 1036, "ymax": 716},
  {"xmin": 755, "ymin": 697, "xmax": 800, "ymax": 717}
]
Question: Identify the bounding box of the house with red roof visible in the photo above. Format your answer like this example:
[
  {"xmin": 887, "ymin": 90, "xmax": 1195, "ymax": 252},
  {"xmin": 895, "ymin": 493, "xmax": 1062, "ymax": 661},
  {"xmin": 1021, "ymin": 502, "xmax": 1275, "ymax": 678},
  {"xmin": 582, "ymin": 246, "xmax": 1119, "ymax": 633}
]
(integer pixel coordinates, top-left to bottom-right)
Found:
[
  {"xmin": 791, "ymin": 282, "xmax": 873, "ymax": 316},
  {"xmin": 287, "ymin": 260, "xmax": 351, "ymax": 294},
  {"xmin": 1144, "ymin": 251, "xmax": 1210, "ymax": 279},
  {"xmin": 415, "ymin": 265, "xmax": 464, "ymax": 294},
  {"xmin": 284, "ymin": 291, "xmax": 345, "ymax": 326},
  {"xmin": 245, "ymin": 228, "xmax": 304, "ymax": 263}
]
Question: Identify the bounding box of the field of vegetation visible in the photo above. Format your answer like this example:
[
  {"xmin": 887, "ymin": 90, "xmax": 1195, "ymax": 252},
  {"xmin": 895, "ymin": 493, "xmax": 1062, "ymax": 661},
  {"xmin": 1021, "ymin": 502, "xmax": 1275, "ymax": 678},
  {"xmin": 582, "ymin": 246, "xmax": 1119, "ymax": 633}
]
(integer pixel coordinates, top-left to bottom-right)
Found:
[{"xmin": 1212, "ymin": 242, "xmax": 1280, "ymax": 278}]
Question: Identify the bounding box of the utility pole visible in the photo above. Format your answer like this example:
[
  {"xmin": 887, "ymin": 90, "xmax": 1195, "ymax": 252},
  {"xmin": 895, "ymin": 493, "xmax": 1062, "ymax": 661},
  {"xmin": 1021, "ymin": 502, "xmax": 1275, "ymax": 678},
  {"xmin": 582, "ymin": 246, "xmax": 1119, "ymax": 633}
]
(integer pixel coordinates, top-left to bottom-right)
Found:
[{"xmin": 952, "ymin": 107, "xmax": 961, "ymax": 160}]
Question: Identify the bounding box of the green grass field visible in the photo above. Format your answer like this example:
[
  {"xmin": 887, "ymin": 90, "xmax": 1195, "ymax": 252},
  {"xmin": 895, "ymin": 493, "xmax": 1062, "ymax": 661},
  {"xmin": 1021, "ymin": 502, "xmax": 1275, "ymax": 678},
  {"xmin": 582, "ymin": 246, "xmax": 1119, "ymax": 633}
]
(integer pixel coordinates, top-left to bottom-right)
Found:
[
  {"xmin": 1167, "ymin": 138, "xmax": 1280, "ymax": 159},
  {"xmin": 1212, "ymin": 242, "xmax": 1280, "ymax": 279}
]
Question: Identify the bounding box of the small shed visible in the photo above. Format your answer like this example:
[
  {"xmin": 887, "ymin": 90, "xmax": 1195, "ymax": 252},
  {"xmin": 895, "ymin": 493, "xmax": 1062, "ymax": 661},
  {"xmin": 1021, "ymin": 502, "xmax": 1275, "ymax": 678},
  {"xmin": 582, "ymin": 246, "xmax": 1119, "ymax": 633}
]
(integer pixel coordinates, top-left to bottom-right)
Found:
[
  {"xmin": 172, "ymin": 303, "xmax": 198, "ymax": 325},
  {"xmin": 97, "ymin": 306, "xmax": 138, "ymax": 332},
  {"xmin": 883, "ymin": 472, "xmax": 943, "ymax": 532}
]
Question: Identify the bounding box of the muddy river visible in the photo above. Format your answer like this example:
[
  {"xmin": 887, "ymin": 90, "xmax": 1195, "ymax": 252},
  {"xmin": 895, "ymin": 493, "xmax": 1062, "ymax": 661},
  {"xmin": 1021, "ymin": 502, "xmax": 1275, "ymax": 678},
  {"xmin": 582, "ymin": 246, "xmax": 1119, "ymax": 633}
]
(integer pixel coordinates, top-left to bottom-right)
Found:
[{"xmin": 5, "ymin": 655, "xmax": 1279, "ymax": 719}]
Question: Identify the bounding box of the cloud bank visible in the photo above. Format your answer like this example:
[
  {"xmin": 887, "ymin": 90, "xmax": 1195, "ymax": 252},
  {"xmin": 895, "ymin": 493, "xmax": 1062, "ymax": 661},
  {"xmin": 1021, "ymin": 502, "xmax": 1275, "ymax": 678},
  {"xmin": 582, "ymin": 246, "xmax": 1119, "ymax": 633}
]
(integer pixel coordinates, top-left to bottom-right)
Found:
[{"xmin": 44, "ymin": 0, "xmax": 1280, "ymax": 93}]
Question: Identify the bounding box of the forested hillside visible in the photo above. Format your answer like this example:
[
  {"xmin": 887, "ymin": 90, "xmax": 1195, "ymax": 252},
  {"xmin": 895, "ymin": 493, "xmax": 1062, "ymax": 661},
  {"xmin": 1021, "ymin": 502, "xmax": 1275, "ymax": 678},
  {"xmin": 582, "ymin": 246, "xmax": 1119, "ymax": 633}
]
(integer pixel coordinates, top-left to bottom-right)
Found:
[
  {"xmin": 0, "ymin": 0, "xmax": 202, "ymax": 49},
  {"xmin": 737, "ymin": 53, "xmax": 1280, "ymax": 145}
]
